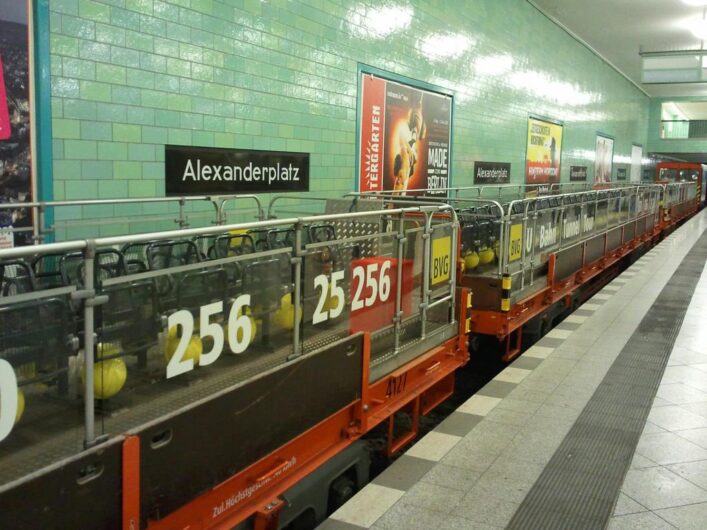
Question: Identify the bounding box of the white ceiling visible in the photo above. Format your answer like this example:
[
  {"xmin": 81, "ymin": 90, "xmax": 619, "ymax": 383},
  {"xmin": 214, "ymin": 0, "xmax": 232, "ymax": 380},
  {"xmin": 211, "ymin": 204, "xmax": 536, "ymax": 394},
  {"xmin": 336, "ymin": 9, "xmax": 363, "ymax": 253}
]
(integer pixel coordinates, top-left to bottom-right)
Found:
[
  {"xmin": 662, "ymin": 100, "xmax": 707, "ymax": 119},
  {"xmin": 530, "ymin": 0, "xmax": 707, "ymax": 97}
]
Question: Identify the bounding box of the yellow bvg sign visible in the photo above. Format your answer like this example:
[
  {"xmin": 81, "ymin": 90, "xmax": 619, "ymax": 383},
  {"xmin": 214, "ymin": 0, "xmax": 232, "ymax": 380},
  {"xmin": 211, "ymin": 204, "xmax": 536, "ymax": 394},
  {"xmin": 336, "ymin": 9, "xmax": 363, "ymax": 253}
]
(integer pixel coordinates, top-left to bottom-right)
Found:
[
  {"xmin": 431, "ymin": 236, "xmax": 451, "ymax": 285},
  {"xmin": 508, "ymin": 223, "xmax": 522, "ymax": 262}
]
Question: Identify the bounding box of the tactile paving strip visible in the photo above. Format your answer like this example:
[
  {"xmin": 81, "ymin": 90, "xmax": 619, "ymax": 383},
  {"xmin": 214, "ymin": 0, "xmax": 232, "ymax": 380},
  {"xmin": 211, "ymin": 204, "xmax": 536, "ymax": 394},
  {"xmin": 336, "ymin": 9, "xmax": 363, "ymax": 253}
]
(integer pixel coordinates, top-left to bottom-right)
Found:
[{"xmin": 507, "ymin": 231, "xmax": 707, "ymax": 530}]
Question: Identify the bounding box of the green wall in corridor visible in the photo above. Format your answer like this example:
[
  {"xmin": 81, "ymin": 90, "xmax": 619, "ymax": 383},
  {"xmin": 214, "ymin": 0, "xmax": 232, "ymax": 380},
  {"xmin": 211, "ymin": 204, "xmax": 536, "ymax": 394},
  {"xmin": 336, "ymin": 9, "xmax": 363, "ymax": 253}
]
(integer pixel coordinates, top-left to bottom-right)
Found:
[{"xmin": 47, "ymin": 0, "xmax": 650, "ymax": 238}]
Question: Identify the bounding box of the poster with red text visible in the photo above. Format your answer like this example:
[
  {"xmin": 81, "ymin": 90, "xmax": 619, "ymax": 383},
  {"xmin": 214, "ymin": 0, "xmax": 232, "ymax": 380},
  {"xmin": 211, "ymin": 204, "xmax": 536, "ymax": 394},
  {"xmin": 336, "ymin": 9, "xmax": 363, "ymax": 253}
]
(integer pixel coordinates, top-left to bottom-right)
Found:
[
  {"xmin": 358, "ymin": 73, "xmax": 452, "ymax": 196},
  {"xmin": 525, "ymin": 117, "xmax": 563, "ymax": 189}
]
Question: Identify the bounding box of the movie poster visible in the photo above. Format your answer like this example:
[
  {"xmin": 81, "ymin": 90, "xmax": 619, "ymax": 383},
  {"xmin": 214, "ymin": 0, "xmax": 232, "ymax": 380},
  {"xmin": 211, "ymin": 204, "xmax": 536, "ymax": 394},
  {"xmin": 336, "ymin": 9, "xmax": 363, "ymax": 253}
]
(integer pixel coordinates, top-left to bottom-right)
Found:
[
  {"xmin": 0, "ymin": 0, "xmax": 33, "ymax": 248},
  {"xmin": 525, "ymin": 117, "xmax": 563, "ymax": 187},
  {"xmin": 594, "ymin": 134, "xmax": 614, "ymax": 185},
  {"xmin": 358, "ymin": 72, "xmax": 452, "ymax": 196}
]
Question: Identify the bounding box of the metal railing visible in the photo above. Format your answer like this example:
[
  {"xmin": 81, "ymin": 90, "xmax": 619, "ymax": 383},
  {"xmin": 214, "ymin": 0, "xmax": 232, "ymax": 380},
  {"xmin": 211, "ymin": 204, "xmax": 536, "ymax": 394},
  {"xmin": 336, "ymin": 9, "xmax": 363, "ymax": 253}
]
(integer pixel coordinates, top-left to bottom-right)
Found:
[
  {"xmin": 353, "ymin": 183, "xmax": 687, "ymax": 293},
  {"xmin": 0, "ymin": 194, "xmax": 265, "ymax": 244},
  {"xmin": 660, "ymin": 119, "xmax": 695, "ymax": 139},
  {"xmin": 0, "ymin": 201, "xmax": 458, "ymax": 483},
  {"xmin": 500, "ymin": 185, "xmax": 664, "ymax": 291}
]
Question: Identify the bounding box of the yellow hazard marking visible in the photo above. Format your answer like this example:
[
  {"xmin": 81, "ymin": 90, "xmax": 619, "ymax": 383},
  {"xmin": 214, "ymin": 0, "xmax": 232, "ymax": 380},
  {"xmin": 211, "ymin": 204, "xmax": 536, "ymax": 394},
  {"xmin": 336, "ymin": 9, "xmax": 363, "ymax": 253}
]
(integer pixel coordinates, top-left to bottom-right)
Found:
[
  {"xmin": 502, "ymin": 274, "xmax": 512, "ymax": 290},
  {"xmin": 431, "ymin": 236, "xmax": 451, "ymax": 286},
  {"xmin": 508, "ymin": 223, "xmax": 523, "ymax": 263}
]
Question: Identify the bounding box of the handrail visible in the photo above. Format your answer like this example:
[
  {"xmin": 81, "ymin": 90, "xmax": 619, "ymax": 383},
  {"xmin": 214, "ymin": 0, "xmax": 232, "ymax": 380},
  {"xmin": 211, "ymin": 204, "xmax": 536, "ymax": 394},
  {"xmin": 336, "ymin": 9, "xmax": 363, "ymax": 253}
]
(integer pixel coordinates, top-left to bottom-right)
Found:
[
  {"xmin": 0, "ymin": 203, "xmax": 456, "ymax": 260},
  {"xmin": 348, "ymin": 183, "xmax": 554, "ymax": 200},
  {"xmin": 266, "ymin": 195, "xmax": 344, "ymax": 220},
  {"xmin": 0, "ymin": 194, "xmax": 266, "ymax": 243}
]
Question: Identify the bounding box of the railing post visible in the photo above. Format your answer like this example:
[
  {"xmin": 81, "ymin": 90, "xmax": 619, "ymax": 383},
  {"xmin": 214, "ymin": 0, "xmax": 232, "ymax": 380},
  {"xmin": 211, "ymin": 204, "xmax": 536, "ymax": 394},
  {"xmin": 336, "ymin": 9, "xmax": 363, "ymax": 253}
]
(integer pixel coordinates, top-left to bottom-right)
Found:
[
  {"xmin": 520, "ymin": 203, "xmax": 529, "ymax": 290},
  {"xmin": 449, "ymin": 214, "xmax": 458, "ymax": 325},
  {"xmin": 530, "ymin": 205, "xmax": 538, "ymax": 286},
  {"xmin": 82, "ymin": 241, "xmax": 96, "ymax": 447},
  {"xmin": 177, "ymin": 197, "xmax": 188, "ymax": 228},
  {"xmin": 420, "ymin": 213, "xmax": 433, "ymax": 339},
  {"xmin": 394, "ymin": 211, "xmax": 405, "ymax": 353},
  {"xmin": 292, "ymin": 221, "xmax": 303, "ymax": 357},
  {"xmin": 36, "ymin": 204, "xmax": 45, "ymax": 244}
]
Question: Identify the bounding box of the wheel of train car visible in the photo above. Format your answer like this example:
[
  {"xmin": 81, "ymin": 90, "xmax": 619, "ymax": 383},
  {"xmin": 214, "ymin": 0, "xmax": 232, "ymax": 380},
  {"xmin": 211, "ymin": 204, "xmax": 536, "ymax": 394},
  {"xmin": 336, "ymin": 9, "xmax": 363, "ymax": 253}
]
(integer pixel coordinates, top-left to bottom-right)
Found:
[{"xmin": 328, "ymin": 474, "xmax": 357, "ymax": 513}]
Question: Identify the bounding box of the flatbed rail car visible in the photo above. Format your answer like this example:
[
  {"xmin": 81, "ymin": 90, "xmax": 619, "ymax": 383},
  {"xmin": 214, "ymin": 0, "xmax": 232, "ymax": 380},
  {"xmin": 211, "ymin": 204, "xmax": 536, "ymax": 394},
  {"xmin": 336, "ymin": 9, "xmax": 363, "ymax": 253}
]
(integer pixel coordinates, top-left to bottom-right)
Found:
[
  {"xmin": 357, "ymin": 182, "xmax": 699, "ymax": 360},
  {"xmin": 0, "ymin": 200, "xmax": 466, "ymax": 530},
  {"xmin": 656, "ymin": 161, "xmax": 707, "ymax": 208}
]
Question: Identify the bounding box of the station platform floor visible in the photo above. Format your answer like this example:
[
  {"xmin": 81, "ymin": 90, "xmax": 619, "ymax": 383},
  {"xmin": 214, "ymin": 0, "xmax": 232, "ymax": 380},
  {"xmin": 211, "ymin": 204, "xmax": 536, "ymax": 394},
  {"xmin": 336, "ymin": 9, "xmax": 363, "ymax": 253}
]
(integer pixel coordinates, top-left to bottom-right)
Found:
[{"xmin": 318, "ymin": 210, "xmax": 707, "ymax": 530}]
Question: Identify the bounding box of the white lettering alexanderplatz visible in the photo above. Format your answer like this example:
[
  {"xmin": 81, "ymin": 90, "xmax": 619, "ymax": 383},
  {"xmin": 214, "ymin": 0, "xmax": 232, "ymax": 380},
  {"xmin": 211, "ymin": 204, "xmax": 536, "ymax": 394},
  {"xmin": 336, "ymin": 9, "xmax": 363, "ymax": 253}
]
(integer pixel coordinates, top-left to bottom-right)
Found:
[{"xmin": 182, "ymin": 158, "xmax": 300, "ymax": 184}]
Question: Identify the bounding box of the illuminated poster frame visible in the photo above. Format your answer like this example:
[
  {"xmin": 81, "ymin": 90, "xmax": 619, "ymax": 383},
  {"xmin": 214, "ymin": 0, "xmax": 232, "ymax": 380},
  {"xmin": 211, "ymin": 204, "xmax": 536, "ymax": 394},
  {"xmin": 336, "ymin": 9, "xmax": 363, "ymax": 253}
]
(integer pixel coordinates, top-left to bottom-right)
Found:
[
  {"xmin": 525, "ymin": 116, "xmax": 563, "ymax": 189},
  {"xmin": 356, "ymin": 65, "xmax": 454, "ymax": 196},
  {"xmin": 594, "ymin": 133, "xmax": 615, "ymax": 185}
]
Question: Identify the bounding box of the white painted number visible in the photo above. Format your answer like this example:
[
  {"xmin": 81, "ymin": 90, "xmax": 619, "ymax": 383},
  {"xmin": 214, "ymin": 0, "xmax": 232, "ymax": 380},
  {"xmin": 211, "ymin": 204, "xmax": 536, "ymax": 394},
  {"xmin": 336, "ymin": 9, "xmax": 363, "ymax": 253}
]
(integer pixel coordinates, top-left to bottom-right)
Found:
[
  {"xmin": 228, "ymin": 294, "xmax": 252, "ymax": 354},
  {"xmin": 199, "ymin": 301, "xmax": 224, "ymax": 366},
  {"xmin": 379, "ymin": 261, "xmax": 391, "ymax": 301},
  {"xmin": 329, "ymin": 271, "xmax": 345, "ymax": 319},
  {"xmin": 364, "ymin": 263, "xmax": 379, "ymax": 306},
  {"xmin": 0, "ymin": 359, "xmax": 18, "ymax": 442},
  {"xmin": 351, "ymin": 266, "xmax": 365, "ymax": 311},
  {"xmin": 313, "ymin": 262, "xmax": 391, "ymax": 323},
  {"xmin": 166, "ymin": 309, "xmax": 195, "ymax": 379},
  {"xmin": 166, "ymin": 296, "xmax": 253, "ymax": 379},
  {"xmin": 351, "ymin": 261, "xmax": 392, "ymax": 312},
  {"xmin": 313, "ymin": 270, "xmax": 345, "ymax": 324}
]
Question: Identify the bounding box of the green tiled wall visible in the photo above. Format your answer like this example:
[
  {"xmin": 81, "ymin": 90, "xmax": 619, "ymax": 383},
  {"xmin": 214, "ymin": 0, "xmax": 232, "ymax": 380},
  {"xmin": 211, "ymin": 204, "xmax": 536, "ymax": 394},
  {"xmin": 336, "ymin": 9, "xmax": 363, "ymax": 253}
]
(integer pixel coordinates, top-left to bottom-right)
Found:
[{"xmin": 48, "ymin": 0, "xmax": 650, "ymax": 238}]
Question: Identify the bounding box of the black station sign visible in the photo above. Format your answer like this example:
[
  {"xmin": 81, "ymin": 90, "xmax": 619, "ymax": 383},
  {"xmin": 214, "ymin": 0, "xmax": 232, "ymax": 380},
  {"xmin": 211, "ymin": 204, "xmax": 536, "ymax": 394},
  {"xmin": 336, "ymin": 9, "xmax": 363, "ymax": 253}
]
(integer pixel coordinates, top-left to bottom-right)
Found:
[
  {"xmin": 616, "ymin": 167, "xmax": 627, "ymax": 181},
  {"xmin": 473, "ymin": 161, "xmax": 511, "ymax": 184},
  {"xmin": 165, "ymin": 145, "xmax": 309, "ymax": 196},
  {"xmin": 570, "ymin": 166, "xmax": 588, "ymax": 182}
]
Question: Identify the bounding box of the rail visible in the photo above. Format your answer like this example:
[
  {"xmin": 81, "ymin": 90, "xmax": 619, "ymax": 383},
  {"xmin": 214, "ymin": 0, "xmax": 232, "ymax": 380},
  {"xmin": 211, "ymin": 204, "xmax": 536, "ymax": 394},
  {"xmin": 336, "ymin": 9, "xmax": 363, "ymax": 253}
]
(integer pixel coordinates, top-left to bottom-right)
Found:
[{"xmin": 0, "ymin": 194, "xmax": 265, "ymax": 244}]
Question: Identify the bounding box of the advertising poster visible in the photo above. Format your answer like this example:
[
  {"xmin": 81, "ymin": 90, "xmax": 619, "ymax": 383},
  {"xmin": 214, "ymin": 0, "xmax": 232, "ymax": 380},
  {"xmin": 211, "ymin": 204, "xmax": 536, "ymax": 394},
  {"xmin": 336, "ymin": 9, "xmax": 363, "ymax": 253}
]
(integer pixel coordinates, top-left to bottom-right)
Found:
[
  {"xmin": 616, "ymin": 167, "xmax": 627, "ymax": 181},
  {"xmin": 525, "ymin": 117, "xmax": 563, "ymax": 187},
  {"xmin": 630, "ymin": 144, "xmax": 643, "ymax": 183},
  {"xmin": 165, "ymin": 145, "xmax": 309, "ymax": 195},
  {"xmin": 594, "ymin": 134, "xmax": 614, "ymax": 185},
  {"xmin": 473, "ymin": 162, "xmax": 510, "ymax": 184},
  {"xmin": 570, "ymin": 166, "xmax": 588, "ymax": 182},
  {"xmin": 0, "ymin": 0, "xmax": 33, "ymax": 247},
  {"xmin": 358, "ymin": 72, "xmax": 452, "ymax": 196}
]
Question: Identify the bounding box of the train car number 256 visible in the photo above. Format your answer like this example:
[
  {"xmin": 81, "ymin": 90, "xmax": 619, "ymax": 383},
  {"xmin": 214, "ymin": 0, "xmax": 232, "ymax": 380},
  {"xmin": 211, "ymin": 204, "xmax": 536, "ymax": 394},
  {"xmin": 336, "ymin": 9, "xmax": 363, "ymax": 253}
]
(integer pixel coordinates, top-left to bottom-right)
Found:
[{"xmin": 167, "ymin": 295, "xmax": 253, "ymax": 379}]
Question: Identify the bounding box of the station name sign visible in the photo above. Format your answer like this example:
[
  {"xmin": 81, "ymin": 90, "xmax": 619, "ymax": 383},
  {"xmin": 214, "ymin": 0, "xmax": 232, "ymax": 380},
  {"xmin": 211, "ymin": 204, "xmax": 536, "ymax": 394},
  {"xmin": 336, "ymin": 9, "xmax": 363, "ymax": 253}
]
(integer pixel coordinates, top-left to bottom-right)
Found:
[
  {"xmin": 473, "ymin": 161, "xmax": 511, "ymax": 184},
  {"xmin": 165, "ymin": 145, "xmax": 309, "ymax": 195},
  {"xmin": 570, "ymin": 166, "xmax": 587, "ymax": 182}
]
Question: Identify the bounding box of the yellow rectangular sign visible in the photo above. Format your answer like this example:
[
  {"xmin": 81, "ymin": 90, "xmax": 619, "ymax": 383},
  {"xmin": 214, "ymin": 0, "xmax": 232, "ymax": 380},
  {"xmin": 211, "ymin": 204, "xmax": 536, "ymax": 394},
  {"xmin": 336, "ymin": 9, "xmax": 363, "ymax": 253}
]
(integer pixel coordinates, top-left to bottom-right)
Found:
[
  {"xmin": 431, "ymin": 236, "xmax": 451, "ymax": 285},
  {"xmin": 508, "ymin": 223, "xmax": 523, "ymax": 262},
  {"xmin": 526, "ymin": 117, "xmax": 563, "ymax": 185}
]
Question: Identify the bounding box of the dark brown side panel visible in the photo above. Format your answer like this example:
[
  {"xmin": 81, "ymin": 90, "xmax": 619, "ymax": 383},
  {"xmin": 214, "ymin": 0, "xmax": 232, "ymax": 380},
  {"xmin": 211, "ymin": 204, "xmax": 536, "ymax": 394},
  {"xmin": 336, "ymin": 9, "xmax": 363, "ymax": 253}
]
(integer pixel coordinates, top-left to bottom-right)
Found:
[
  {"xmin": 0, "ymin": 439, "xmax": 123, "ymax": 530},
  {"xmin": 623, "ymin": 223, "xmax": 636, "ymax": 243},
  {"xmin": 138, "ymin": 334, "xmax": 363, "ymax": 522},
  {"xmin": 555, "ymin": 245, "xmax": 583, "ymax": 281},
  {"xmin": 636, "ymin": 217, "xmax": 647, "ymax": 237},
  {"xmin": 607, "ymin": 227, "xmax": 622, "ymax": 252},
  {"xmin": 462, "ymin": 275, "xmax": 501, "ymax": 311},
  {"xmin": 586, "ymin": 234, "xmax": 605, "ymax": 265}
]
